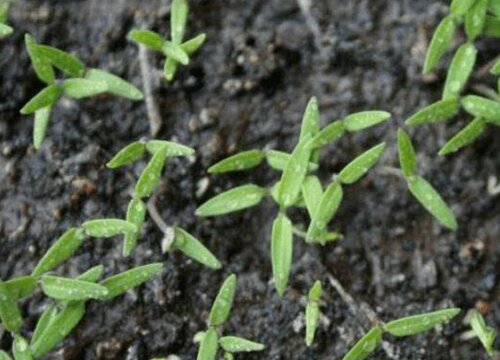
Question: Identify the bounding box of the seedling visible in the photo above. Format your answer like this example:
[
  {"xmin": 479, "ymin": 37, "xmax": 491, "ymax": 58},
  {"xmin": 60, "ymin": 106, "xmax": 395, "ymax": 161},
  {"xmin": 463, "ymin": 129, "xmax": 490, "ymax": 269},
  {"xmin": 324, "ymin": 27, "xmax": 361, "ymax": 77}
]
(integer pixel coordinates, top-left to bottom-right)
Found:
[
  {"xmin": 407, "ymin": 0, "xmax": 500, "ymax": 155},
  {"xmin": 107, "ymin": 138, "xmax": 221, "ymax": 268},
  {"xmin": 0, "ymin": 0, "xmax": 13, "ymax": 37},
  {"xmin": 197, "ymin": 97, "xmax": 390, "ymax": 294},
  {"xmin": 129, "ymin": 0, "xmax": 205, "ymax": 81},
  {"xmin": 305, "ymin": 280, "xmax": 322, "ymax": 347},
  {"xmin": 20, "ymin": 34, "xmax": 144, "ymax": 149},
  {"xmin": 342, "ymin": 308, "xmax": 461, "ymax": 360},
  {"xmin": 469, "ymin": 310, "xmax": 498, "ymax": 357},
  {"xmin": 196, "ymin": 274, "xmax": 265, "ymax": 360},
  {"xmin": 397, "ymin": 129, "xmax": 457, "ymax": 230}
]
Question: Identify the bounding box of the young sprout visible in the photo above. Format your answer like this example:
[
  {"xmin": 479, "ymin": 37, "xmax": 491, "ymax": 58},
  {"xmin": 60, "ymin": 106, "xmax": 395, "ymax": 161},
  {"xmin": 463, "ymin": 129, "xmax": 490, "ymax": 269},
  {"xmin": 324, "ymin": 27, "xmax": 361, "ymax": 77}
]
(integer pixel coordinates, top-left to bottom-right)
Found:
[
  {"xmin": 21, "ymin": 34, "xmax": 143, "ymax": 149},
  {"xmin": 196, "ymin": 274, "xmax": 265, "ymax": 360},
  {"xmin": 397, "ymin": 129, "xmax": 458, "ymax": 230},
  {"xmin": 197, "ymin": 97, "xmax": 390, "ymax": 294},
  {"xmin": 305, "ymin": 280, "xmax": 322, "ymax": 347},
  {"xmin": 107, "ymin": 139, "xmax": 221, "ymax": 268},
  {"xmin": 129, "ymin": 0, "xmax": 205, "ymax": 81},
  {"xmin": 469, "ymin": 310, "xmax": 497, "ymax": 357},
  {"xmin": 0, "ymin": 0, "xmax": 13, "ymax": 37},
  {"xmin": 342, "ymin": 308, "xmax": 461, "ymax": 360}
]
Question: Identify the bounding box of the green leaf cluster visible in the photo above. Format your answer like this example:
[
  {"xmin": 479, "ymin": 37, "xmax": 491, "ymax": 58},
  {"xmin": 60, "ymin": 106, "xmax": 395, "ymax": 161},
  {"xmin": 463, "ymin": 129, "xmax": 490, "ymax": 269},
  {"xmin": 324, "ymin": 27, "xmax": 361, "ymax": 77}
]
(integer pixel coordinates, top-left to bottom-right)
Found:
[
  {"xmin": 197, "ymin": 97, "xmax": 389, "ymax": 295},
  {"xmin": 21, "ymin": 34, "xmax": 144, "ymax": 149},
  {"xmin": 342, "ymin": 308, "xmax": 461, "ymax": 360},
  {"xmin": 196, "ymin": 274, "xmax": 265, "ymax": 360},
  {"xmin": 129, "ymin": 0, "xmax": 205, "ymax": 81},
  {"xmin": 469, "ymin": 310, "xmax": 497, "ymax": 357}
]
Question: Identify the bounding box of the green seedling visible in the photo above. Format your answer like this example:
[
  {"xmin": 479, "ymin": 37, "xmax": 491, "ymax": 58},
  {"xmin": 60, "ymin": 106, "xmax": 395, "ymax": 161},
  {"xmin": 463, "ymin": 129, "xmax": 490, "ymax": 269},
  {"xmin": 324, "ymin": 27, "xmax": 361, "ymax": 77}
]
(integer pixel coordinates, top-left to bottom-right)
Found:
[
  {"xmin": 129, "ymin": 0, "xmax": 205, "ymax": 81},
  {"xmin": 305, "ymin": 280, "xmax": 322, "ymax": 347},
  {"xmin": 0, "ymin": 0, "xmax": 13, "ymax": 37},
  {"xmin": 21, "ymin": 34, "xmax": 143, "ymax": 149},
  {"xmin": 469, "ymin": 310, "xmax": 497, "ymax": 357},
  {"xmin": 196, "ymin": 274, "xmax": 265, "ymax": 360},
  {"xmin": 107, "ymin": 139, "xmax": 221, "ymax": 268},
  {"xmin": 397, "ymin": 129, "xmax": 457, "ymax": 230},
  {"xmin": 342, "ymin": 308, "xmax": 461, "ymax": 360},
  {"xmin": 197, "ymin": 97, "xmax": 390, "ymax": 294}
]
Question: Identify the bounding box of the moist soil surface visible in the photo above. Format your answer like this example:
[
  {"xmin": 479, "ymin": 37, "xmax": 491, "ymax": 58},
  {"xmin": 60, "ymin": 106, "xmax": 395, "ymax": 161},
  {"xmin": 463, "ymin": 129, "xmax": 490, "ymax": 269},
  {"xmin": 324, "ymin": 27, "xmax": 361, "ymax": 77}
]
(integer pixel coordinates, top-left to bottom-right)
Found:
[{"xmin": 1, "ymin": 0, "xmax": 499, "ymax": 359}]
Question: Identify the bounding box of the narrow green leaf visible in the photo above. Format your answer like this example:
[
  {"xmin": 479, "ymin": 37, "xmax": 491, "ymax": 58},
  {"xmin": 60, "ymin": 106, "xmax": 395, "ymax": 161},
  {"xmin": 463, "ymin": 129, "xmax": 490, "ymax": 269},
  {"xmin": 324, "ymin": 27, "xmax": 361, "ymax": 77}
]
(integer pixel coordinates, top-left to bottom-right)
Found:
[
  {"xmin": 85, "ymin": 68, "xmax": 143, "ymax": 100},
  {"xmin": 219, "ymin": 336, "xmax": 265, "ymax": 353},
  {"xmin": 305, "ymin": 301, "xmax": 320, "ymax": 347},
  {"xmin": 171, "ymin": 0, "xmax": 188, "ymax": 44},
  {"xmin": 443, "ymin": 43, "xmax": 477, "ymax": 99},
  {"xmin": 341, "ymin": 326, "xmax": 383, "ymax": 360},
  {"xmin": 461, "ymin": 95, "xmax": 500, "ymax": 124},
  {"xmin": 164, "ymin": 57, "xmax": 178, "ymax": 81},
  {"xmin": 407, "ymin": 176, "xmax": 457, "ymax": 230},
  {"xmin": 197, "ymin": 327, "xmax": 218, "ymax": 360},
  {"xmin": 0, "ymin": 350, "xmax": 11, "ymax": 360},
  {"xmin": 338, "ymin": 143, "xmax": 386, "ymax": 185},
  {"xmin": 163, "ymin": 41, "xmax": 189, "ymax": 65},
  {"xmin": 0, "ymin": 23, "xmax": 12, "ymax": 36},
  {"xmin": 4, "ymin": 276, "xmax": 37, "ymax": 300},
  {"xmin": 174, "ymin": 227, "xmax": 221, "ymax": 269},
  {"xmin": 405, "ymin": 98, "xmax": 459, "ymax": 125},
  {"xmin": 146, "ymin": 139, "xmax": 195, "ymax": 157},
  {"xmin": 450, "ymin": 0, "xmax": 476, "ymax": 15},
  {"xmin": 122, "ymin": 198, "xmax": 147, "ymax": 257},
  {"xmin": 31, "ymin": 306, "xmax": 57, "ymax": 348},
  {"xmin": 465, "ymin": 0, "xmax": 488, "ymax": 41},
  {"xmin": 383, "ymin": 308, "xmax": 461, "ymax": 337},
  {"xmin": 208, "ymin": 150, "xmax": 264, "ymax": 173},
  {"xmin": 308, "ymin": 280, "xmax": 322, "ymax": 302},
  {"xmin": 470, "ymin": 310, "xmax": 496, "ymax": 356},
  {"xmin": 306, "ymin": 181, "xmax": 343, "ymax": 244},
  {"xmin": 62, "ymin": 78, "xmax": 108, "ymax": 99},
  {"xmin": 30, "ymin": 301, "xmax": 85, "ymax": 357},
  {"xmin": 106, "ymin": 141, "xmax": 146, "ymax": 169},
  {"xmin": 343, "ymin": 111, "xmax": 391, "ymax": 132},
  {"xmin": 209, "ymin": 274, "xmax": 237, "ymax": 326},
  {"xmin": 99, "ymin": 263, "xmax": 163, "ymax": 300},
  {"xmin": 129, "ymin": 29, "xmax": 165, "ymax": 51},
  {"xmin": 40, "ymin": 275, "xmax": 108, "ymax": 301},
  {"xmin": 37, "ymin": 45, "xmax": 85, "ymax": 78},
  {"xmin": 265, "ymin": 150, "xmax": 318, "ymax": 172},
  {"xmin": 82, "ymin": 219, "xmax": 137, "ymax": 238},
  {"xmin": 0, "ymin": 279, "xmax": 22, "ymax": 333},
  {"xmin": 309, "ymin": 120, "xmax": 345, "ymax": 149},
  {"xmin": 12, "ymin": 335, "xmax": 33, "ymax": 360},
  {"xmin": 299, "ymin": 97, "xmax": 320, "ymax": 143},
  {"xmin": 277, "ymin": 136, "xmax": 312, "ymax": 208},
  {"xmin": 271, "ymin": 213, "xmax": 293, "ymax": 296},
  {"xmin": 484, "ymin": 15, "xmax": 500, "ymax": 37},
  {"xmin": 491, "ymin": 58, "xmax": 500, "ymax": 75},
  {"xmin": 181, "ymin": 33, "xmax": 206, "ymax": 54},
  {"xmin": 32, "ymin": 228, "xmax": 85, "ymax": 277},
  {"xmin": 195, "ymin": 184, "xmax": 266, "ymax": 217},
  {"xmin": 423, "ymin": 16, "xmax": 457, "ymax": 74},
  {"xmin": 76, "ymin": 265, "xmax": 104, "ymax": 283},
  {"xmin": 20, "ymin": 85, "xmax": 62, "ymax": 114},
  {"xmin": 33, "ymin": 106, "xmax": 51, "ymax": 150},
  {"xmin": 397, "ymin": 129, "xmax": 417, "ymax": 177},
  {"xmin": 25, "ymin": 34, "xmax": 55, "ymax": 84},
  {"xmin": 135, "ymin": 144, "xmax": 169, "ymax": 198},
  {"xmin": 302, "ymin": 176, "xmax": 323, "ymax": 217},
  {"xmin": 439, "ymin": 117, "xmax": 486, "ymax": 155}
]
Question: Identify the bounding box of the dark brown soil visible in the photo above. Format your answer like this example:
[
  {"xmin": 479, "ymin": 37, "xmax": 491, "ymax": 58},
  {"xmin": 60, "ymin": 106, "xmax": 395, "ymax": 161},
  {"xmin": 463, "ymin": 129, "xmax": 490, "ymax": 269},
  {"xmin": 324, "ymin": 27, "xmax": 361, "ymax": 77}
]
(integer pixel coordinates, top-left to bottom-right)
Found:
[{"xmin": 0, "ymin": 0, "xmax": 499, "ymax": 359}]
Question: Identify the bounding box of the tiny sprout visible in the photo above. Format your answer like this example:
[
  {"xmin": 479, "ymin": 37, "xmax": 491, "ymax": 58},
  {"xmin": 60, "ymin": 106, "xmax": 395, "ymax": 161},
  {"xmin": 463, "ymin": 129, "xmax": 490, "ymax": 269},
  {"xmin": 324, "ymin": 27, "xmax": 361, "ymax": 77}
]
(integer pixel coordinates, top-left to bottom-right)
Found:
[
  {"xmin": 208, "ymin": 149, "xmax": 265, "ymax": 173},
  {"xmin": 423, "ymin": 16, "xmax": 456, "ymax": 74},
  {"xmin": 40, "ymin": 275, "xmax": 109, "ymax": 301},
  {"xmin": 405, "ymin": 98, "xmax": 459, "ymax": 126},
  {"xmin": 197, "ymin": 274, "xmax": 264, "ymax": 360},
  {"xmin": 271, "ymin": 213, "xmax": 293, "ymax": 295},
  {"xmin": 442, "ymin": 42, "xmax": 477, "ymax": 99},
  {"xmin": 397, "ymin": 129, "xmax": 457, "ymax": 230},
  {"xmin": 82, "ymin": 218, "xmax": 137, "ymax": 238},
  {"xmin": 342, "ymin": 308, "xmax": 460, "ymax": 360},
  {"xmin": 469, "ymin": 310, "xmax": 497, "ymax": 356},
  {"xmin": 130, "ymin": 0, "xmax": 205, "ymax": 81},
  {"xmin": 21, "ymin": 34, "xmax": 143, "ymax": 149},
  {"xmin": 305, "ymin": 280, "xmax": 322, "ymax": 346},
  {"xmin": 439, "ymin": 117, "xmax": 486, "ymax": 155}
]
